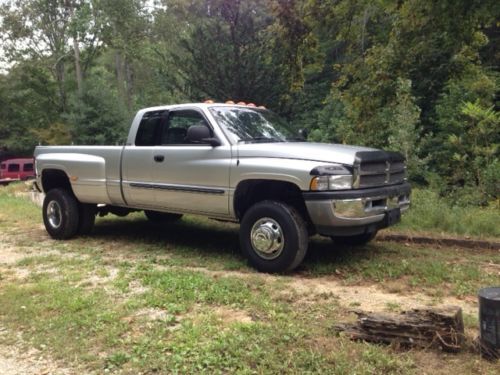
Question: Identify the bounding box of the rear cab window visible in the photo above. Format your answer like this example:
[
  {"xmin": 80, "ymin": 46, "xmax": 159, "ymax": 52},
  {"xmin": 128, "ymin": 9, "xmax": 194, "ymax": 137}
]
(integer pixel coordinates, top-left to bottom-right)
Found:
[{"xmin": 135, "ymin": 110, "xmax": 168, "ymax": 146}]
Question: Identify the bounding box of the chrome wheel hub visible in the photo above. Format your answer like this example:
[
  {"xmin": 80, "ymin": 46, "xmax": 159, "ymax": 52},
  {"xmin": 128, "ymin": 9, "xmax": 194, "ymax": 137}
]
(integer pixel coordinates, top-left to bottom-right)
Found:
[
  {"xmin": 47, "ymin": 201, "xmax": 62, "ymax": 229},
  {"xmin": 250, "ymin": 218, "xmax": 284, "ymax": 260}
]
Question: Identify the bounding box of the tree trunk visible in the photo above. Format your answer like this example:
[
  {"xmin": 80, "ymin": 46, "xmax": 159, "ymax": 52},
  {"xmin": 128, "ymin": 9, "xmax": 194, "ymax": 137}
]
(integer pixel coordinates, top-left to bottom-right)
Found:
[
  {"xmin": 115, "ymin": 51, "xmax": 127, "ymax": 104},
  {"xmin": 73, "ymin": 35, "xmax": 83, "ymax": 93},
  {"xmin": 54, "ymin": 59, "xmax": 66, "ymax": 112},
  {"xmin": 124, "ymin": 57, "xmax": 133, "ymax": 110},
  {"xmin": 65, "ymin": 0, "xmax": 82, "ymax": 93}
]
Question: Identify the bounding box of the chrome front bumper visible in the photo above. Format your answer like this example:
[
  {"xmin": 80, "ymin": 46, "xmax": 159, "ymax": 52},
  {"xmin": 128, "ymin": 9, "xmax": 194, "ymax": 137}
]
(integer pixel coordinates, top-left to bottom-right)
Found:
[{"xmin": 303, "ymin": 183, "xmax": 411, "ymax": 236}]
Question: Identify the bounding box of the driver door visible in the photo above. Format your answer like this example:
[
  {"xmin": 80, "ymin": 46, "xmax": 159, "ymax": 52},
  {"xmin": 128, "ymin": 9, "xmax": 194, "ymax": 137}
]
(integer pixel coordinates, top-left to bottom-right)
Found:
[{"xmin": 152, "ymin": 108, "xmax": 231, "ymax": 215}]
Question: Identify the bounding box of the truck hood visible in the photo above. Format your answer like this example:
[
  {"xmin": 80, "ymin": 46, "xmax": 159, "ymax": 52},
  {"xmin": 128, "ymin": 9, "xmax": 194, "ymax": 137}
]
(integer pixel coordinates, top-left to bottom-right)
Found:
[{"xmin": 236, "ymin": 142, "xmax": 377, "ymax": 166}]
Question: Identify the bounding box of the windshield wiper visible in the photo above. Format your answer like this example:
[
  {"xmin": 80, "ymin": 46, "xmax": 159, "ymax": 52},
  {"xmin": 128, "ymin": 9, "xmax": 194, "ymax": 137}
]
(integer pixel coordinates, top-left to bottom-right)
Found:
[
  {"xmin": 285, "ymin": 137, "xmax": 307, "ymax": 142},
  {"xmin": 237, "ymin": 136, "xmax": 284, "ymax": 144}
]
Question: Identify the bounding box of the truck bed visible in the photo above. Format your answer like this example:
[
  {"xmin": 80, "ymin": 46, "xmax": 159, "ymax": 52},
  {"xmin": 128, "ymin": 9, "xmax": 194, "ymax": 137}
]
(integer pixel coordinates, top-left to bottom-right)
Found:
[{"xmin": 34, "ymin": 146, "xmax": 125, "ymax": 205}]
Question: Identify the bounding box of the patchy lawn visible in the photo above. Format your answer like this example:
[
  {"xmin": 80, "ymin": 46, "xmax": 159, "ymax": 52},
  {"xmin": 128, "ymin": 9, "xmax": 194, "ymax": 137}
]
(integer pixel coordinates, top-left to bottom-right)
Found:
[{"xmin": 0, "ymin": 184, "xmax": 499, "ymax": 374}]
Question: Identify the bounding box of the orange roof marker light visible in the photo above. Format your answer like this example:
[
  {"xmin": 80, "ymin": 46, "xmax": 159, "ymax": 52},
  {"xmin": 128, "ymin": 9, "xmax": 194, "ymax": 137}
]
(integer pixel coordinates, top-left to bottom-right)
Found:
[
  {"xmin": 258, "ymin": 105, "xmax": 266, "ymax": 109},
  {"xmin": 237, "ymin": 101, "xmax": 246, "ymax": 105},
  {"xmin": 225, "ymin": 100, "xmax": 235, "ymax": 104},
  {"xmin": 247, "ymin": 103, "xmax": 256, "ymax": 107},
  {"xmin": 204, "ymin": 99, "xmax": 214, "ymax": 104}
]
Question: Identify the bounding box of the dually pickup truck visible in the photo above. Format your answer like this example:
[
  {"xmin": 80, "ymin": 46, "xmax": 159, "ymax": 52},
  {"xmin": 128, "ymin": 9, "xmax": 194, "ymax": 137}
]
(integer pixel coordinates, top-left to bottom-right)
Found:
[{"xmin": 34, "ymin": 102, "xmax": 410, "ymax": 272}]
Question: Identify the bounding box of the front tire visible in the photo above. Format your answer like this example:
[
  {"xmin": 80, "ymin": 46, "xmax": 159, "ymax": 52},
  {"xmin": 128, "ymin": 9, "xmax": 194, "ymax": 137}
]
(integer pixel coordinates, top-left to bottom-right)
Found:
[
  {"xmin": 239, "ymin": 200, "xmax": 308, "ymax": 273},
  {"xmin": 43, "ymin": 188, "xmax": 80, "ymax": 239}
]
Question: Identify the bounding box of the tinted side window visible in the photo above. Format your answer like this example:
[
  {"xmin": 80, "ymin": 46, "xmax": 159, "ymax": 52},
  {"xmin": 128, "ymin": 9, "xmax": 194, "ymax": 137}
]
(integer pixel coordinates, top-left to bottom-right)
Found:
[
  {"xmin": 160, "ymin": 110, "xmax": 209, "ymax": 145},
  {"xmin": 24, "ymin": 163, "xmax": 33, "ymax": 172},
  {"xmin": 135, "ymin": 110, "xmax": 168, "ymax": 146},
  {"xmin": 8, "ymin": 164, "xmax": 20, "ymax": 172},
  {"xmin": 0, "ymin": 163, "xmax": 5, "ymax": 170}
]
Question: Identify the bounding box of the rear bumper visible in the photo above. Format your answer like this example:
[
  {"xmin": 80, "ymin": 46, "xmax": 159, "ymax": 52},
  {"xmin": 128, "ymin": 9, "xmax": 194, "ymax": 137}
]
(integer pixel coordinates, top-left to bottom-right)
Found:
[{"xmin": 303, "ymin": 182, "xmax": 411, "ymax": 236}]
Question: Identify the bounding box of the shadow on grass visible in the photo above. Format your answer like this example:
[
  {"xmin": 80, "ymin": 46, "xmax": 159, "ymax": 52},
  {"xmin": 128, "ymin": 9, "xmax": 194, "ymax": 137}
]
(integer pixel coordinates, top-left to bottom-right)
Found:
[
  {"xmin": 299, "ymin": 239, "xmax": 386, "ymax": 275},
  {"xmin": 90, "ymin": 215, "xmax": 245, "ymax": 268},
  {"xmin": 86, "ymin": 214, "xmax": 381, "ymax": 275}
]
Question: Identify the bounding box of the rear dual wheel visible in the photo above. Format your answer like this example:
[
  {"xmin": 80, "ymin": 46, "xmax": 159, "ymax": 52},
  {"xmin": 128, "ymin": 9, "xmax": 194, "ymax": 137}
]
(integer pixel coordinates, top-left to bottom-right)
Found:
[
  {"xmin": 78, "ymin": 203, "xmax": 96, "ymax": 235},
  {"xmin": 43, "ymin": 188, "xmax": 96, "ymax": 239}
]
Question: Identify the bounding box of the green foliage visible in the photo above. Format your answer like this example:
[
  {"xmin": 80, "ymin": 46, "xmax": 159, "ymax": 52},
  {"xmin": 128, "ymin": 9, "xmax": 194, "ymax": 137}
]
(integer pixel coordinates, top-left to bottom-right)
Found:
[
  {"xmin": 432, "ymin": 42, "xmax": 499, "ymax": 204},
  {"xmin": 306, "ymin": 0, "xmax": 498, "ymax": 203},
  {"xmin": 386, "ymin": 79, "xmax": 425, "ymax": 179},
  {"xmin": 31, "ymin": 122, "xmax": 72, "ymax": 145},
  {"xmin": 0, "ymin": 62, "xmax": 61, "ymax": 154},
  {"xmin": 310, "ymin": 59, "xmax": 425, "ymax": 179},
  {"xmin": 176, "ymin": 0, "xmax": 284, "ymax": 106},
  {"xmin": 65, "ymin": 68, "xmax": 130, "ymax": 145}
]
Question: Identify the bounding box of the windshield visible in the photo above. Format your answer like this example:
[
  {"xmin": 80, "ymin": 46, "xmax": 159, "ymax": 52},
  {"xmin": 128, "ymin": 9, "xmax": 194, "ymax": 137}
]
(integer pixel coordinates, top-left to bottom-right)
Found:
[{"xmin": 209, "ymin": 106, "xmax": 297, "ymax": 144}]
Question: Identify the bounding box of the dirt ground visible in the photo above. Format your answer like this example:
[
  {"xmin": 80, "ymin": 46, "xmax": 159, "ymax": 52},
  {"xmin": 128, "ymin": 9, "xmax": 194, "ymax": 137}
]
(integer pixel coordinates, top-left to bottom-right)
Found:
[{"xmin": 0, "ymin": 230, "xmax": 486, "ymax": 374}]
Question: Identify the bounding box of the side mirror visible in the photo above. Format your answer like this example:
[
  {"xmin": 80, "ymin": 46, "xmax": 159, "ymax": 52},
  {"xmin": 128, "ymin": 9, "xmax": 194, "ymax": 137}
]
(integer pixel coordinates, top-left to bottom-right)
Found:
[{"xmin": 186, "ymin": 125, "xmax": 221, "ymax": 147}]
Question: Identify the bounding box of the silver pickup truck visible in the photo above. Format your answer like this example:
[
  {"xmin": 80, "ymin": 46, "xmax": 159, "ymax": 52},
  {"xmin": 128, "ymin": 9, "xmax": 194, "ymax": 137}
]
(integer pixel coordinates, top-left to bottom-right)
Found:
[{"xmin": 34, "ymin": 102, "xmax": 410, "ymax": 272}]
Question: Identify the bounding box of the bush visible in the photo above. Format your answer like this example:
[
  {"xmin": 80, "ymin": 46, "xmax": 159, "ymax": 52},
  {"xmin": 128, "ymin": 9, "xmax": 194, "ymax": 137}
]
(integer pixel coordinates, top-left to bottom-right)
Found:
[{"xmin": 396, "ymin": 188, "xmax": 500, "ymax": 238}]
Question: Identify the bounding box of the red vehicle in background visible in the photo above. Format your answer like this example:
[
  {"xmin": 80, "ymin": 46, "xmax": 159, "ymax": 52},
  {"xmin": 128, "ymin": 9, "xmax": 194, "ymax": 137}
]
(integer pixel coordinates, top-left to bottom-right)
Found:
[{"xmin": 0, "ymin": 158, "xmax": 35, "ymax": 184}]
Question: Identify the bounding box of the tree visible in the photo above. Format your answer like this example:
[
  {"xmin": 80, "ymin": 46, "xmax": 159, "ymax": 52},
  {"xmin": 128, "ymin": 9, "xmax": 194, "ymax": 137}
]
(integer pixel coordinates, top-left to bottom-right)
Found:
[
  {"xmin": 0, "ymin": 0, "xmax": 104, "ymax": 110},
  {"xmin": 432, "ymin": 38, "xmax": 499, "ymax": 204},
  {"xmin": 98, "ymin": 0, "xmax": 148, "ymax": 110},
  {"xmin": 0, "ymin": 62, "xmax": 61, "ymax": 154},
  {"xmin": 176, "ymin": 0, "xmax": 284, "ymax": 106},
  {"xmin": 65, "ymin": 67, "xmax": 129, "ymax": 145}
]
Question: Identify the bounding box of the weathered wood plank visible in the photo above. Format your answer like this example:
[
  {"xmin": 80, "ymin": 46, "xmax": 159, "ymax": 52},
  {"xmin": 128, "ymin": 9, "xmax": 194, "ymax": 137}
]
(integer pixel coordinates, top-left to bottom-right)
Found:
[{"xmin": 333, "ymin": 306, "xmax": 464, "ymax": 352}]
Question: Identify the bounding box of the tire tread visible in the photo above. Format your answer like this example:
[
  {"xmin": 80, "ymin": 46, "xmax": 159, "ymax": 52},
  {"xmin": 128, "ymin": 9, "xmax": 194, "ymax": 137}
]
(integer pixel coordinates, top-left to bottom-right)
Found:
[{"xmin": 42, "ymin": 188, "xmax": 80, "ymax": 240}]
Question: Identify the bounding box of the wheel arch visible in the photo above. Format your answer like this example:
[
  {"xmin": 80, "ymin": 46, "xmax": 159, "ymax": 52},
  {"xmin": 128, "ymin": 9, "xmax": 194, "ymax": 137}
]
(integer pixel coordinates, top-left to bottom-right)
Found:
[
  {"xmin": 233, "ymin": 179, "xmax": 311, "ymax": 226},
  {"xmin": 41, "ymin": 168, "xmax": 74, "ymax": 195}
]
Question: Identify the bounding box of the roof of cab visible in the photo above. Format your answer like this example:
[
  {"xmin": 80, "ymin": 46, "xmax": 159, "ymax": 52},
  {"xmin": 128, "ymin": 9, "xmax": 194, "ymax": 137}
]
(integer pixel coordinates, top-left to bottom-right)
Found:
[{"xmin": 139, "ymin": 102, "xmax": 262, "ymax": 113}]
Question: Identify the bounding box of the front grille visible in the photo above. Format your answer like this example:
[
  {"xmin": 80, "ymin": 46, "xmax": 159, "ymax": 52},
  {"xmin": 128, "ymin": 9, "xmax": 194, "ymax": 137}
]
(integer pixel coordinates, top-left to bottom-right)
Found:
[{"xmin": 354, "ymin": 151, "xmax": 406, "ymax": 189}]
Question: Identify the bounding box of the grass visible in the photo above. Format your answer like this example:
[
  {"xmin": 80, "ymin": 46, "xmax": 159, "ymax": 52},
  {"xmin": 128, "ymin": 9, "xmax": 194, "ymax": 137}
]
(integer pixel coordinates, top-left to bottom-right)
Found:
[
  {"xmin": 302, "ymin": 241, "xmax": 499, "ymax": 297},
  {"xmin": 0, "ymin": 279, "xmax": 126, "ymax": 366},
  {"xmin": 394, "ymin": 188, "xmax": 500, "ymax": 238},
  {"xmin": 0, "ymin": 182, "xmax": 499, "ymax": 374},
  {"xmin": 0, "ymin": 259, "xmax": 421, "ymax": 373}
]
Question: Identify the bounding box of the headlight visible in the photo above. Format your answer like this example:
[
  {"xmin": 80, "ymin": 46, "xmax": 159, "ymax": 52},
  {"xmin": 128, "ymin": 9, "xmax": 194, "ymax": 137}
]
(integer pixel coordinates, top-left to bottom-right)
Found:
[
  {"xmin": 310, "ymin": 175, "xmax": 353, "ymax": 190},
  {"xmin": 309, "ymin": 164, "xmax": 353, "ymax": 191}
]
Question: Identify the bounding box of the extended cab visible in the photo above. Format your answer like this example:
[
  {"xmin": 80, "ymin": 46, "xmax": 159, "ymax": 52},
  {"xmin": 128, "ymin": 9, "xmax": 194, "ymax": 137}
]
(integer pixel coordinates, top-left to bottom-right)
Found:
[{"xmin": 34, "ymin": 103, "xmax": 410, "ymax": 272}]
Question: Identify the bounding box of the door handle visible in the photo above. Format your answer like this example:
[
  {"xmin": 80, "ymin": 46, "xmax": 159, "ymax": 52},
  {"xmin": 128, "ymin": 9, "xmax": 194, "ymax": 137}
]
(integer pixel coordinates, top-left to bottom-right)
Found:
[{"xmin": 154, "ymin": 155, "xmax": 165, "ymax": 162}]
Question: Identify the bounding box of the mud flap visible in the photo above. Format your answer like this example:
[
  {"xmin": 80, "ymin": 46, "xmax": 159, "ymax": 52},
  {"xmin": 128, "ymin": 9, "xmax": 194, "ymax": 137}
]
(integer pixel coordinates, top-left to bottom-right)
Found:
[{"xmin": 380, "ymin": 208, "xmax": 401, "ymax": 228}]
